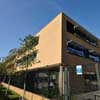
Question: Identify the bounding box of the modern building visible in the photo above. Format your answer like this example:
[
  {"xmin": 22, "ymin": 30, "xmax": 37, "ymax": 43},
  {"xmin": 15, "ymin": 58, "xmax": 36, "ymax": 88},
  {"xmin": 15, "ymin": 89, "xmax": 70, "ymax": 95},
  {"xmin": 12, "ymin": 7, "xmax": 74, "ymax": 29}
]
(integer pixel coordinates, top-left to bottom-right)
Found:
[{"xmin": 2, "ymin": 12, "xmax": 100, "ymax": 100}]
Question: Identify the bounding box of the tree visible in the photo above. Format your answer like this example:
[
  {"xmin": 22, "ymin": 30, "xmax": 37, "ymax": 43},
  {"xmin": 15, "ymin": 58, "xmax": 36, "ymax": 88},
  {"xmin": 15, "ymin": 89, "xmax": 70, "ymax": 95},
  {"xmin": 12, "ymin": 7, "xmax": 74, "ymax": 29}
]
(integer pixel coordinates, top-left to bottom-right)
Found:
[
  {"xmin": 19, "ymin": 34, "xmax": 39, "ymax": 100},
  {"xmin": 3, "ymin": 48, "xmax": 17, "ymax": 96},
  {"xmin": 0, "ymin": 34, "xmax": 39, "ymax": 99},
  {"xmin": 20, "ymin": 34, "xmax": 38, "ymax": 51},
  {"xmin": 0, "ymin": 62, "xmax": 7, "ymax": 82}
]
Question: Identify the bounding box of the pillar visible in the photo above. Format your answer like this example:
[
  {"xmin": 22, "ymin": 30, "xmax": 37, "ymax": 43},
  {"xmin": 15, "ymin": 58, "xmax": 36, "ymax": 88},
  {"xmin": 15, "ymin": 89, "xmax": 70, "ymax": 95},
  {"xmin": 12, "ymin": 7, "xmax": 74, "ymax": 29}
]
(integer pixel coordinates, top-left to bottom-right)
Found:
[{"xmin": 95, "ymin": 63, "xmax": 100, "ymax": 90}]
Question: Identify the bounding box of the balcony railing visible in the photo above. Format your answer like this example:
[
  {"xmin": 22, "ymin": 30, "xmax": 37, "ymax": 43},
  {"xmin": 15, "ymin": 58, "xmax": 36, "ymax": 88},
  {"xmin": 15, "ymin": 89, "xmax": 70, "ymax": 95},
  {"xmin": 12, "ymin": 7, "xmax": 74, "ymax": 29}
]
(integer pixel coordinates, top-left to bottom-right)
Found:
[
  {"xmin": 66, "ymin": 20, "xmax": 98, "ymax": 47},
  {"xmin": 67, "ymin": 41, "xmax": 100, "ymax": 62}
]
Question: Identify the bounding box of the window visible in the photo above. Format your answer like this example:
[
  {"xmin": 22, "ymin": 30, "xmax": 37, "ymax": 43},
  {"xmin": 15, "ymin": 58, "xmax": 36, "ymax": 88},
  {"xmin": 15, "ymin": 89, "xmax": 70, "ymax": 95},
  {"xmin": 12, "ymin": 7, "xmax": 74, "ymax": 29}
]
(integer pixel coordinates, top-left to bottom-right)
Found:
[
  {"xmin": 87, "ymin": 35, "xmax": 97, "ymax": 47},
  {"xmin": 88, "ymin": 51, "xmax": 99, "ymax": 62},
  {"xmin": 67, "ymin": 41, "xmax": 100, "ymax": 62},
  {"xmin": 66, "ymin": 21, "xmax": 98, "ymax": 47},
  {"xmin": 73, "ymin": 27, "xmax": 98, "ymax": 47},
  {"xmin": 84, "ymin": 49, "xmax": 89, "ymax": 58},
  {"xmin": 67, "ymin": 41, "xmax": 84, "ymax": 57},
  {"xmin": 84, "ymin": 74, "xmax": 97, "ymax": 81},
  {"xmin": 67, "ymin": 21, "xmax": 74, "ymax": 33},
  {"xmin": 74, "ymin": 27, "xmax": 88, "ymax": 40}
]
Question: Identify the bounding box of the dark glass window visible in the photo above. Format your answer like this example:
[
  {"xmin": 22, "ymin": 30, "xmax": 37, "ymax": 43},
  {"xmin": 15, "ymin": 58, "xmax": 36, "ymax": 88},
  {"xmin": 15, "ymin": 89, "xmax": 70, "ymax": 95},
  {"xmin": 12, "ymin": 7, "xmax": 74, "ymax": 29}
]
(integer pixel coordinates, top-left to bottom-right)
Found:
[
  {"xmin": 67, "ymin": 41, "xmax": 100, "ymax": 62},
  {"xmin": 67, "ymin": 41, "xmax": 84, "ymax": 57},
  {"xmin": 88, "ymin": 36, "xmax": 97, "ymax": 47},
  {"xmin": 74, "ymin": 27, "xmax": 98, "ymax": 47},
  {"xmin": 89, "ymin": 51, "xmax": 99, "ymax": 62},
  {"xmin": 67, "ymin": 21, "xmax": 74, "ymax": 33},
  {"xmin": 84, "ymin": 74, "xmax": 97, "ymax": 81},
  {"xmin": 74, "ymin": 27, "xmax": 87, "ymax": 40},
  {"xmin": 66, "ymin": 21, "xmax": 98, "ymax": 47},
  {"xmin": 84, "ymin": 49, "xmax": 89, "ymax": 58}
]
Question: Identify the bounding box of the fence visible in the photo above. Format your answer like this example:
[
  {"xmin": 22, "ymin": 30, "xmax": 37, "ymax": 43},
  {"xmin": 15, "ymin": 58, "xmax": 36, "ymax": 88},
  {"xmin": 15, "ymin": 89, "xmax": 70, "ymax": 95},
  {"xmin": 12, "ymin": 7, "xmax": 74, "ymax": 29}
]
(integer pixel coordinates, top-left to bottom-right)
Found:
[
  {"xmin": 94, "ymin": 94, "xmax": 100, "ymax": 100},
  {"xmin": 60, "ymin": 63, "xmax": 100, "ymax": 100},
  {"xmin": 1, "ymin": 63, "xmax": 100, "ymax": 100}
]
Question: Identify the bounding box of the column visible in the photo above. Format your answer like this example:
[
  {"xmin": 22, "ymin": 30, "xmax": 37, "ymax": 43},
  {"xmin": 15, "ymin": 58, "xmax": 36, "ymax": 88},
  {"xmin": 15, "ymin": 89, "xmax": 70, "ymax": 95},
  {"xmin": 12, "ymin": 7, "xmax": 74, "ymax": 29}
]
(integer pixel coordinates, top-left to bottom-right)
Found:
[{"xmin": 95, "ymin": 63, "xmax": 100, "ymax": 90}]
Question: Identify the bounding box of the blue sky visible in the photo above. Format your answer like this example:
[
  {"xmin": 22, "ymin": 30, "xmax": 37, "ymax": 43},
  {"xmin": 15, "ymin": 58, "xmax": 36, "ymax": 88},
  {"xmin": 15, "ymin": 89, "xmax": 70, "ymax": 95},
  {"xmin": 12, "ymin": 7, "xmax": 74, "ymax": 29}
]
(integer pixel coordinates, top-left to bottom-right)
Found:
[{"xmin": 0, "ymin": 0, "xmax": 100, "ymax": 57}]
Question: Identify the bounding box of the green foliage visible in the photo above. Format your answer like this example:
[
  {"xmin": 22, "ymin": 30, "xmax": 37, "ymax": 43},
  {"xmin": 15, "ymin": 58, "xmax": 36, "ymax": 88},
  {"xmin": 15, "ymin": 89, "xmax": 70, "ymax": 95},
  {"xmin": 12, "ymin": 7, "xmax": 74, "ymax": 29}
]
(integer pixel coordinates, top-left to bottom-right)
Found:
[
  {"xmin": 0, "ymin": 48, "xmax": 18, "ymax": 75},
  {"xmin": 0, "ymin": 85, "xmax": 20, "ymax": 100},
  {"xmin": 20, "ymin": 34, "xmax": 39, "ymax": 51},
  {"xmin": 8, "ymin": 94, "xmax": 19, "ymax": 100},
  {"xmin": 16, "ymin": 34, "xmax": 39, "ymax": 67},
  {"xmin": 16, "ymin": 50, "xmax": 37, "ymax": 66},
  {"xmin": 0, "ymin": 34, "xmax": 39, "ymax": 75},
  {"xmin": 0, "ymin": 86, "xmax": 7, "ymax": 94},
  {"xmin": 0, "ymin": 62, "xmax": 7, "ymax": 75},
  {"xmin": 0, "ymin": 34, "xmax": 39, "ymax": 100},
  {"xmin": 5, "ymin": 48, "xmax": 17, "ymax": 63}
]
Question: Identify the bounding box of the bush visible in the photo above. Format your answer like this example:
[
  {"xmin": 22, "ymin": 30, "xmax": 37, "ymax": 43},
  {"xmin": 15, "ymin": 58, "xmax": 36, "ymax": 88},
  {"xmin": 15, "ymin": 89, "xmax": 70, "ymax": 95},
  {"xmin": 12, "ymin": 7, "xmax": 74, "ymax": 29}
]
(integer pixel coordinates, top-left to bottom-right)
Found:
[
  {"xmin": 8, "ymin": 94, "xmax": 20, "ymax": 100},
  {"xmin": 0, "ymin": 85, "xmax": 20, "ymax": 100}
]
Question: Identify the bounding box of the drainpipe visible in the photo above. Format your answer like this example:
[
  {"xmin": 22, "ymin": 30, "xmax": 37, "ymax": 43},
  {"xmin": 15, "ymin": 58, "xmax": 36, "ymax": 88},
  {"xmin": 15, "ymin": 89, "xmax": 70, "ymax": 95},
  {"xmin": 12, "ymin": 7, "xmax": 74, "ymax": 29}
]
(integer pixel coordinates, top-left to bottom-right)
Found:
[
  {"xmin": 58, "ymin": 65, "xmax": 71, "ymax": 100},
  {"xmin": 95, "ymin": 63, "xmax": 100, "ymax": 90},
  {"xmin": 64, "ymin": 67, "xmax": 71, "ymax": 100},
  {"xmin": 58, "ymin": 65, "xmax": 64, "ymax": 100}
]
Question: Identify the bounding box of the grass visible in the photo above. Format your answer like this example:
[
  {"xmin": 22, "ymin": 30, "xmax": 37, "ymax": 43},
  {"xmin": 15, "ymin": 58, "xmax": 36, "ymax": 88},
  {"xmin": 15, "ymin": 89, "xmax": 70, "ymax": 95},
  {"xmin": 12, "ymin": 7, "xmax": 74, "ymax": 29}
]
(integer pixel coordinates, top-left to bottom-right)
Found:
[{"xmin": 0, "ymin": 85, "xmax": 20, "ymax": 100}]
